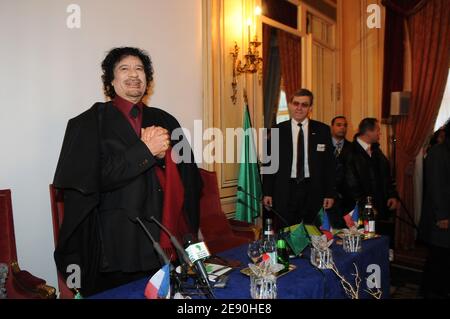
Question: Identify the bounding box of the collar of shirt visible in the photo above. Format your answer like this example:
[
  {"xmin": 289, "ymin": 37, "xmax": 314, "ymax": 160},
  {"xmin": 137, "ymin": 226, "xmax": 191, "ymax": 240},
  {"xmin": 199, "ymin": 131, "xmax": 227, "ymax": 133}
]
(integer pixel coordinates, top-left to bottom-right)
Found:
[
  {"xmin": 357, "ymin": 137, "xmax": 371, "ymax": 153},
  {"xmin": 291, "ymin": 117, "xmax": 309, "ymax": 129},
  {"xmin": 113, "ymin": 94, "xmax": 143, "ymax": 118},
  {"xmin": 332, "ymin": 137, "xmax": 344, "ymax": 148}
]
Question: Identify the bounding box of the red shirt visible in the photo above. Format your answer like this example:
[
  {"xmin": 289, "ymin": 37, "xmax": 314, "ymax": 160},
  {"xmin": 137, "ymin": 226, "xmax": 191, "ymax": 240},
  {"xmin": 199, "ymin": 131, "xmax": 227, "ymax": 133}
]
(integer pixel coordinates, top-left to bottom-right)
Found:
[{"xmin": 112, "ymin": 95, "xmax": 143, "ymax": 137}]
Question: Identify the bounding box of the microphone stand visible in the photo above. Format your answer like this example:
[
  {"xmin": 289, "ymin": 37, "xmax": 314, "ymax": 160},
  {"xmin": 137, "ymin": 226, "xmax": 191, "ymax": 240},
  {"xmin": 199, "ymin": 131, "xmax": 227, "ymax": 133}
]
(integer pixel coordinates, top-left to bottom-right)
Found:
[
  {"xmin": 237, "ymin": 187, "xmax": 299, "ymax": 257},
  {"xmin": 150, "ymin": 216, "xmax": 192, "ymax": 279},
  {"xmin": 389, "ymin": 120, "xmax": 420, "ymax": 233},
  {"xmin": 149, "ymin": 217, "xmax": 214, "ymax": 299},
  {"xmin": 135, "ymin": 217, "xmax": 187, "ymax": 298},
  {"xmin": 237, "ymin": 186, "xmax": 291, "ymax": 229}
]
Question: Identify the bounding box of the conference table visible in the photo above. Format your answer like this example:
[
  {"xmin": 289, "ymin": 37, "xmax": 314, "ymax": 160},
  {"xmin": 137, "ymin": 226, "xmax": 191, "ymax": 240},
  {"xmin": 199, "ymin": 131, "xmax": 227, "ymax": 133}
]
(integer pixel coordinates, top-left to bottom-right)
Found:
[{"xmin": 91, "ymin": 236, "xmax": 390, "ymax": 299}]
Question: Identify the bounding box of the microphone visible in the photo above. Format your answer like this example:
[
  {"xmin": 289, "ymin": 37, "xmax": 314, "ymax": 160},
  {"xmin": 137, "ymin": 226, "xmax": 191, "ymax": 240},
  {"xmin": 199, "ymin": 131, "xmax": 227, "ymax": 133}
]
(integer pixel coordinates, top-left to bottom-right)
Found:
[
  {"xmin": 183, "ymin": 234, "xmax": 215, "ymax": 299},
  {"xmin": 236, "ymin": 186, "xmax": 291, "ymax": 228},
  {"xmin": 135, "ymin": 217, "xmax": 171, "ymax": 267},
  {"xmin": 150, "ymin": 216, "xmax": 193, "ymax": 268}
]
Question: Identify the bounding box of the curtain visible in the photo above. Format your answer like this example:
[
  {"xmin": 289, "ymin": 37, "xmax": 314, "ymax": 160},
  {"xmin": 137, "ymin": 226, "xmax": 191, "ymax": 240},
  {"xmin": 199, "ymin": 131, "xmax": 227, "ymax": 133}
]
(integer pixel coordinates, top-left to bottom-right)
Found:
[
  {"xmin": 278, "ymin": 29, "xmax": 301, "ymax": 103},
  {"xmin": 381, "ymin": 0, "xmax": 429, "ymax": 119},
  {"xmin": 394, "ymin": 0, "xmax": 450, "ymax": 249},
  {"xmin": 263, "ymin": 24, "xmax": 281, "ymax": 128}
]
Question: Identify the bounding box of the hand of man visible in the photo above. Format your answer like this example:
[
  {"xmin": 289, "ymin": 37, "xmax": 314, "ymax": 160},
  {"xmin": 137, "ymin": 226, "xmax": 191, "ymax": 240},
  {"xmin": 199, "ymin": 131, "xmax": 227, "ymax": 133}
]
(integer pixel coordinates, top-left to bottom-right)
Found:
[
  {"xmin": 263, "ymin": 196, "xmax": 273, "ymax": 209},
  {"xmin": 323, "ymin": 198, "xmax": 334, "ymax": 210},
  {"xmin": 387, "ymin": 198, "xmax": 399, "ymax": 211},
  {"xmin": 141, "ymin": 126, "xmax": 170, "ymax": 159},
  {"xmin": 436, "ymin": 219, "xmax": 449, "ymax": 230}
]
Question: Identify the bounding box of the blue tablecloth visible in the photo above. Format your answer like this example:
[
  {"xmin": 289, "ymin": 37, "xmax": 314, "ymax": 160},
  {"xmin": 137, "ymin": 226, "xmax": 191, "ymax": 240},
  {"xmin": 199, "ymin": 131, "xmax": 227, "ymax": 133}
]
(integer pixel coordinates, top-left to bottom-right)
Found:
[{"xmin": 91, "ymin": 236, "xmax": 390, "ymax": 299}]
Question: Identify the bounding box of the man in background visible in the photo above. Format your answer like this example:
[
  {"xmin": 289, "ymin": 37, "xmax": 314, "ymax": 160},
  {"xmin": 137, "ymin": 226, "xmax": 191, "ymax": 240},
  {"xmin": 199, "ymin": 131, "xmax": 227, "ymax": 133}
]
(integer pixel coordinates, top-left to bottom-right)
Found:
[
  {"xmin": 342, "ymin": 118, "xmax": 399, "ymax": 246},
  {"xmin": 328, "ymin": 116, "xmax": 352, "ymax": 228},
  {"xmin": 420, "ymin": 120, "xmax": 450, "ymax": 299}
]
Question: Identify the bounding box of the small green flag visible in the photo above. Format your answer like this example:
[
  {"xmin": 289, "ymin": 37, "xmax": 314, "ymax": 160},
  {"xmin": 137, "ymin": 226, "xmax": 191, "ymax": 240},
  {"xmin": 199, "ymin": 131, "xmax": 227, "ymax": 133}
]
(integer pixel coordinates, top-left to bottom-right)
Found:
[
  {"xmin": 283, "ymin": 223, "xmax": 310, "ymax": 255},
  {"xmin": 234, "ymin": 105, "xmax": 262, "ymax": 223}
]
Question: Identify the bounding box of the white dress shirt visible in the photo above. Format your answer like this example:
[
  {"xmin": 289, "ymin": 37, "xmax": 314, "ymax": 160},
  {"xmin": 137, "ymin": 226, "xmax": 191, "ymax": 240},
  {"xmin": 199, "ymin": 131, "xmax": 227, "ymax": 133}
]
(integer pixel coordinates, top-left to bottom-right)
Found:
[{"xmin": 291, "ymin": 118, "xmax": 310, "ymax": 178}]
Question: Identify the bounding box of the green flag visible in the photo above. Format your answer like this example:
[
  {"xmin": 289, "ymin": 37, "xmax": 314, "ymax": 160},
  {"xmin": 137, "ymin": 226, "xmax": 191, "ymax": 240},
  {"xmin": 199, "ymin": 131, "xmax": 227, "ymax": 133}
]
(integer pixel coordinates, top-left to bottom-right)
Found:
[
  {"xmin": 283, "ymin": 223, "xmax": 310, "ymax": 256},
  {"xmin": 304, "ymin": 224, "xmax": 322, "ymax": 236},
  {"xmin": 234, "ymin": 105, "xmax": 262, "ymax": 223}
]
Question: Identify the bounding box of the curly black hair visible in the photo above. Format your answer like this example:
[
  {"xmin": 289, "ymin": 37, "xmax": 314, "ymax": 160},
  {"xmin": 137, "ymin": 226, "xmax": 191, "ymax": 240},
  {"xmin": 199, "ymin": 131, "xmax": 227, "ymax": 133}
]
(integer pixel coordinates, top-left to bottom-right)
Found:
[{"xmin": 101, "ymin": 47, "xmax": 154, "ymax": 99}]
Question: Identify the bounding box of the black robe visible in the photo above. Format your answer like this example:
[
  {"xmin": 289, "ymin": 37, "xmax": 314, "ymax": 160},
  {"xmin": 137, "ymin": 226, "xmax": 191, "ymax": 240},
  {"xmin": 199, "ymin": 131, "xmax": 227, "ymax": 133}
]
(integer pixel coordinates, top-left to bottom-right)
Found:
[{"xmin": 53, "ymin": 102, "xmax": 202, "ymax": 296}]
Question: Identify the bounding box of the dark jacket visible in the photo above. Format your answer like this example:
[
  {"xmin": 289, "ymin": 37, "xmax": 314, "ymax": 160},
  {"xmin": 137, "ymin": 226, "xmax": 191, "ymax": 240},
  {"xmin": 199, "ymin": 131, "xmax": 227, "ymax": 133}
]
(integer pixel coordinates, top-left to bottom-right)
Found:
[
  {"xmin": 341, "ymin": 140, "xmax": 398, "ymax": 218},
  {"xmin": 419, "ymin": 143, "xmax": 450, "ymax": 248},
  {"xmin": 53, "ymin": 102, "xmax": 202, "ymax": 295},
  {"xmin": 327, "ymin": 139, "xmax": 351, "ymax": 228},
  {"xmin": 262, "ymin": 119, "xmax": 336, "ymax": 224},
  {"xmin": 335, "ymin": 139, "xmax": 352, "ymax": 199}
]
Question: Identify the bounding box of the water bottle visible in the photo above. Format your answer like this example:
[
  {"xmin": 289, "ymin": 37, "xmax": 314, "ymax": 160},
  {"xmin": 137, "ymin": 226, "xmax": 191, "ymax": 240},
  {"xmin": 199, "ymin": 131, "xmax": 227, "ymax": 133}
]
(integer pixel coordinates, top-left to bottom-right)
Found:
[{"xmin": 263, "ymin": 218, "xmax": 277, "ymax": 266}]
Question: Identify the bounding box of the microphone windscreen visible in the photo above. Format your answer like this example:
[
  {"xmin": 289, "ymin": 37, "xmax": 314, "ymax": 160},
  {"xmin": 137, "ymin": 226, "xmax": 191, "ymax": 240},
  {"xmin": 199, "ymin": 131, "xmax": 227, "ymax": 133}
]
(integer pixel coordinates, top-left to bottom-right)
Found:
[{"xmin": 183, "ymin": 233, "xmax": 195, "ymax": 246}]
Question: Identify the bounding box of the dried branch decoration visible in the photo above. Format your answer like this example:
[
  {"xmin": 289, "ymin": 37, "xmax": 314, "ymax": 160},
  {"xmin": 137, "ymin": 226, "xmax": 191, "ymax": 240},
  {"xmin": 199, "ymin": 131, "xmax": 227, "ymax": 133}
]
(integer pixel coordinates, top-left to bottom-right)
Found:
[{"xmin": 330, "ymin": 262, "xmax": 382, "ymax": 299}]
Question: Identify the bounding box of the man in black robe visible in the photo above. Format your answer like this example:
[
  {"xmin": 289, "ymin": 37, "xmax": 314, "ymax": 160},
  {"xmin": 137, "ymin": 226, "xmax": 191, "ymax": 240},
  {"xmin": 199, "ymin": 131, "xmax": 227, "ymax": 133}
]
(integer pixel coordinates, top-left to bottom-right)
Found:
[{"xmin": 53, "ymin": 47, "xmax": 202, "ymax": 296}]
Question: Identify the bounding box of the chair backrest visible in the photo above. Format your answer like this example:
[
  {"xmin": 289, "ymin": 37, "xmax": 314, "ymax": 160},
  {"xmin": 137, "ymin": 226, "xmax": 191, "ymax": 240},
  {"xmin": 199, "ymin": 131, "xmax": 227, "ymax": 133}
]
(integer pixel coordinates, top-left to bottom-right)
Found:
[
  {"xmin": 49, "ymin": 185, "xmax": 64, "ymax": 246},
  {"xmin": 198, "ymin": 169, "xmax": 235, "ymax": 241},
  {"xmin": 0, "ymin": 190, "xmax": 23, "ymax": 298},
  {"xmin": 0, "ymin": 189, "xmax": 18, "ymax": 265},
  {"xmin": 48, "ymin": 185, "xmax": 73, "ymax": 299}
]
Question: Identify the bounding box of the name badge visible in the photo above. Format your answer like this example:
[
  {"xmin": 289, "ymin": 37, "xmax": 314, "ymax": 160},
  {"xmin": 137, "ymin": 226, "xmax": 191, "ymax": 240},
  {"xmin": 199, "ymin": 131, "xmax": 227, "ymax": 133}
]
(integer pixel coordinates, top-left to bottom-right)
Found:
[{"xmin": 317, "ymin": 144, "xmax": 326, "ymax": 152}]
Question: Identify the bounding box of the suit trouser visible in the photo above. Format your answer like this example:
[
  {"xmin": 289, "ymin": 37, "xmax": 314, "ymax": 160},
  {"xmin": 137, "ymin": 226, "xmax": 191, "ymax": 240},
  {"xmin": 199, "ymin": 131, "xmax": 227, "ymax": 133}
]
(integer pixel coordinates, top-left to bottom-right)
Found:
[
  {"xmin": 422, "ymin": 244, "xmax": 450, "ymax": 298},
  {"xmin": 285, "ymin": 178, "xmax": 316, "ymax": 226}
]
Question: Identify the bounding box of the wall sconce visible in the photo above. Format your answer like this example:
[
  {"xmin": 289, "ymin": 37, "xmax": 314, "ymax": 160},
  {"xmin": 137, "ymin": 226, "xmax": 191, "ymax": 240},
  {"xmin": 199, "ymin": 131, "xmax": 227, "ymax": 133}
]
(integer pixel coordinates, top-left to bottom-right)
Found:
[{"xmin": 230, "ymin": 9, "xmax": 263, "ymax": 105}]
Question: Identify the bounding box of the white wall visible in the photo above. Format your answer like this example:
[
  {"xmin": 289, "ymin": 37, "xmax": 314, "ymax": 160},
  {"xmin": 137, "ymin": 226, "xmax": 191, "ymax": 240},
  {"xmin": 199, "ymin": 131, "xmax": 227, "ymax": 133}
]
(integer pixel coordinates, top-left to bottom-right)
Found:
[{"xmin": 0, "ymin": 0, "xmax": 203, "ymax": 291}]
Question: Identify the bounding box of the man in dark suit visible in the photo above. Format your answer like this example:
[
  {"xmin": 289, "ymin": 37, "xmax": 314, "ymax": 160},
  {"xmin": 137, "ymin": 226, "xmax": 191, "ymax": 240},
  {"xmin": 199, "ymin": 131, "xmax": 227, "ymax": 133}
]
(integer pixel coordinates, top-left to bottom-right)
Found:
[
  {"xmin": 328, "ymin": 116, "xmax": 352, "ymax": 228},
  {"xmin": 53, "ymin": 47, "xmax": 202, "ymax": 296},
  {"xmin": 262, "ymin": 89, "xmax": 336, "ymax": 227},
  {"xmin": 420, "ymin": 120, "xmax": 450, "ymax": 299},
  {"xmin": 342, "ymin": 118, "xmax": 398, "ymax": 245}
]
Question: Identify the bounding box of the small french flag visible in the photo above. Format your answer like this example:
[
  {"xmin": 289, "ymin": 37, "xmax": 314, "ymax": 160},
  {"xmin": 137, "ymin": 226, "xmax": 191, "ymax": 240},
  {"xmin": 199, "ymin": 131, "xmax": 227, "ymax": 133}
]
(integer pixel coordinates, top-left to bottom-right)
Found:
[
  {"xmin": 144, "ymin": 264, "xmax": 171, "ymax": 299},
  {"xmin": 344, "ymin": 204, "xmax": 360, "ymax": 228},
  {"xmin": 319, "ymin": 209, "xmax": 333, "ymax": 240}
]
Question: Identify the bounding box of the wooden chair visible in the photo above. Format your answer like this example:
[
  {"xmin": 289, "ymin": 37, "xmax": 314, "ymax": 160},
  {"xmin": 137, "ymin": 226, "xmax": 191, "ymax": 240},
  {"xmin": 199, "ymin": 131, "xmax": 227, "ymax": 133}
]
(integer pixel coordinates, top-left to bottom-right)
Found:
[
  {"xmin": 198, "ymin": 169, "xmax": 259, "ymax": 254},
  {"xmin": 0, "ymin": 189, "xmax": 56, "ymax": 299},
  {"xmin": 49, "ymin": 184, "xmax": 75, "ymax": 299}
]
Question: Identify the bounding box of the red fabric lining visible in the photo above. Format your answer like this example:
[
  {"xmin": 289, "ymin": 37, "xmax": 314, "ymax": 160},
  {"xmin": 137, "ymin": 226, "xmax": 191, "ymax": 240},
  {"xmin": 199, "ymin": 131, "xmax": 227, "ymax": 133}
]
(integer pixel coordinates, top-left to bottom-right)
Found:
[{"xmin": 155, "ymin": 148, "xmax": 190, "ymax": 261}]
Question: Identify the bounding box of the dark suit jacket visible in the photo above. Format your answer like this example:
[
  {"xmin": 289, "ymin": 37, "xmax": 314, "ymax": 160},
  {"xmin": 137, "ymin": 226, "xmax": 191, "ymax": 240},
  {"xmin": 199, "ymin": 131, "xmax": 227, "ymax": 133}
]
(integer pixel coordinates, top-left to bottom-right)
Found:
[
  {"xmin": 327, "ymin": 139, "xmax": 352, "ymax": 228},
  {"xmin": 262, "ymin": 119, "xmax": 336, "ymax": 224},
  {"xmin": 53, "ymin": 102, "xmax": 202, "ymax": 295},
  {"xmin": 335, "ymin": 139, "xmax": 352, "ymax": 198},
  {"xmin": 341, "ymin": 140, "xmax": 398, "ymax": 218}
]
